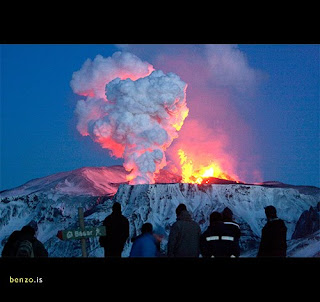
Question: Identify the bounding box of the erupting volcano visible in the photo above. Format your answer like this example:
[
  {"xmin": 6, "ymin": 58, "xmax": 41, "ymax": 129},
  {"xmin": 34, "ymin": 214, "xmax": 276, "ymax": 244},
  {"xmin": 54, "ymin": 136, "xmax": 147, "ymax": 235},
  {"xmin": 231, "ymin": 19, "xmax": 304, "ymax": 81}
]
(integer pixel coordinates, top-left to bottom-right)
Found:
[
  {"xmin": 71, "ymin": 51, "xmax": 189, "ymax": 185},
  {"xmin": 71, "ymin": 51, "xmax": 244, "ymax": 186}
]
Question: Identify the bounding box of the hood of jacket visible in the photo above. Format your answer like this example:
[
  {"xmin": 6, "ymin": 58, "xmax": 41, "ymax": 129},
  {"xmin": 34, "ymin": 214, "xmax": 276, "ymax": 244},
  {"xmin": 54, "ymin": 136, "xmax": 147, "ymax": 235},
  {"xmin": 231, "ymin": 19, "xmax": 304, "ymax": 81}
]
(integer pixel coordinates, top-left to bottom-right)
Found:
[{"xmin": 177, "ymin": 210, "xmax": 193, "ymax": 222}]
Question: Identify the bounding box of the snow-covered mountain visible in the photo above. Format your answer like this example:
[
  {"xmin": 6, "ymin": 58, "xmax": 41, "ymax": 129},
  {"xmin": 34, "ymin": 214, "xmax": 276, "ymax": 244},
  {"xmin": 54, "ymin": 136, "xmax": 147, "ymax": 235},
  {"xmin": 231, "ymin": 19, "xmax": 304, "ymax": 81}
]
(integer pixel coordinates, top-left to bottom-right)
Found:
[
  {"xmin": 0, "ymin": 165, "xmax": 181, "ymax": 199},
  {"xmin": 0, "ymin": 165, "xmax": 319, "ymax": 257}
]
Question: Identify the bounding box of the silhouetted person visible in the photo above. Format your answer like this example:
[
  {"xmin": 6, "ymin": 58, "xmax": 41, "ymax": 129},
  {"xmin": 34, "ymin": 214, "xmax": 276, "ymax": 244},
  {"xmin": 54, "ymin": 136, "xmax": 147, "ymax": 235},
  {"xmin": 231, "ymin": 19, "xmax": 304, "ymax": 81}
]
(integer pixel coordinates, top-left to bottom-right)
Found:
[
  {"xmin": 2, "ymin": 224, "xmax": 48, "ymax": 257},
  {"xmin": 99, "ymin": 202, "xmax": 129, "ymax": 257},
  {"xmin": 167, "ymin": 203, "xmax": 201, "ymax": 257},
  {"xmin": 2, "ymin": 230, "xmax": 23, "ymax": 257},
  {"xmin": 200, "ymin": 211, "xmax": 228, "ymax": 257},
  {"xmin": 200, "ymin": 209, "xmax": 240, "ymax": 258},
  {"xmin": 129, "ymin": 223, "xmax": 159, "ymax": 257},
  {"xmin": 257, "ymin": 205, "xmax": 287, "ymax": 257},
  {"xmin": 222, "ymin": 207, "xmax": 241, "ymax": 257}
]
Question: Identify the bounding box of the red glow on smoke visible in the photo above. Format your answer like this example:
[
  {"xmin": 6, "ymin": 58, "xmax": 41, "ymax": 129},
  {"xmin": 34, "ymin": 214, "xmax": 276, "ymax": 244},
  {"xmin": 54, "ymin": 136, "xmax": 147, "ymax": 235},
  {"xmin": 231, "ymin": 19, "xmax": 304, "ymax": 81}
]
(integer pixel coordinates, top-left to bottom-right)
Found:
[
  {"xmin": 94, "ymin": 136, "xmax": 125, "ymax": 158},
  {"xmin": 166, "ymin": 119, "xmax": 241, "ymax": 183}
]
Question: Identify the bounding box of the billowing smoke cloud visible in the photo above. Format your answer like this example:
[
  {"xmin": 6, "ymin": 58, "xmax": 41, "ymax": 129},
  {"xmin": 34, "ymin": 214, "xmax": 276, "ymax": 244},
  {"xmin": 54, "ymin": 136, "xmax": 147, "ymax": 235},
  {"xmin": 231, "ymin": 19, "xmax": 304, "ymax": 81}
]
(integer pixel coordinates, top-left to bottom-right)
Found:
[
  {"xmin": 71, "ymin": 51, "xmax": 154, "ymax": 99},
  {"xmin": 116, "ymin": 44, "xmax": 264, "ymax": 183},
  {"xmin": 71, "ymin": 51, "xmax": 188, "ymax": 184}
]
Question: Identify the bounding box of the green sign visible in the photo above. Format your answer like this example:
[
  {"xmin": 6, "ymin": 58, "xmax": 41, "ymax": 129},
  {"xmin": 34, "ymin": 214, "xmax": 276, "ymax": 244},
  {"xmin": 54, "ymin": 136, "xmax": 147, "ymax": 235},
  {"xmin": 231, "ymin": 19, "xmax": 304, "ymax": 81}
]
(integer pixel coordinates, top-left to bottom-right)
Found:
[{"xmin": 60, "ymin": 226, "xmax": 106, "ymax": 240}]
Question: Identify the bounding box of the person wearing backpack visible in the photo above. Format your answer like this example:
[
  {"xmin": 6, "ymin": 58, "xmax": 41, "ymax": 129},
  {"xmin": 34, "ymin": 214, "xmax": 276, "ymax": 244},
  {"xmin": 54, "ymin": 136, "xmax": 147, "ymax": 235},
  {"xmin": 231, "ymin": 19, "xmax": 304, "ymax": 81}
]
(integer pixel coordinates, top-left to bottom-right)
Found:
[{"xmin": 2, "ymin": 224, "xmax": 48, "ymax": 257}]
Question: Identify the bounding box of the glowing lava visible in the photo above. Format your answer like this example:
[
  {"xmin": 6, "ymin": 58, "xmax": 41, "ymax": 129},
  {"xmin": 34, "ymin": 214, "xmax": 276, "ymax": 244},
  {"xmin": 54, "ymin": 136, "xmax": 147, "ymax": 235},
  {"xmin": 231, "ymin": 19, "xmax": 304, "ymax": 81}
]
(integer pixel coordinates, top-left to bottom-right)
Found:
[{"xmin": 178, "ymin": 149, "xmax": 239, "ymax": 184}]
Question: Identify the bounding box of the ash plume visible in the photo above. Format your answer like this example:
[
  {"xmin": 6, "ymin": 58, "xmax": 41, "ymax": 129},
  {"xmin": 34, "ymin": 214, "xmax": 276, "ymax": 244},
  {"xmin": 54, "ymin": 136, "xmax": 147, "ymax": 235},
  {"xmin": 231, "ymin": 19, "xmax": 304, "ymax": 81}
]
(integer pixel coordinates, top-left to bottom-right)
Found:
[{"xmin": 71, "ymin": 51, "xmax": 188, "ymax": 184}]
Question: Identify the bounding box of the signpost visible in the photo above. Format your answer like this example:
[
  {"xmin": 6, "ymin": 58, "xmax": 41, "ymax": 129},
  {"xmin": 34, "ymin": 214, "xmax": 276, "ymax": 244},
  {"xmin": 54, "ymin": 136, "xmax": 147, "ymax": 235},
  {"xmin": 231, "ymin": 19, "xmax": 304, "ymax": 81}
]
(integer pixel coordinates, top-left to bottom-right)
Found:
[
  {"xmin": 57, "ymin": 207, "xmax": 106, "ymax": 257},
  {"xmin": 78, "ymin": 207, "xmax": 87, "ymax": 257}
]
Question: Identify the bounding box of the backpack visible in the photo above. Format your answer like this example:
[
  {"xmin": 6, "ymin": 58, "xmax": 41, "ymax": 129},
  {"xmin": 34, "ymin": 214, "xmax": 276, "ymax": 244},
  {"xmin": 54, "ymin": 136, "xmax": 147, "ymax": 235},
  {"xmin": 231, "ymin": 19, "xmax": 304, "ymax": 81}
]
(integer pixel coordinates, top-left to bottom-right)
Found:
[{"xmin": 16, "ymin": 240, "xmax": 35, "ymax": 257}]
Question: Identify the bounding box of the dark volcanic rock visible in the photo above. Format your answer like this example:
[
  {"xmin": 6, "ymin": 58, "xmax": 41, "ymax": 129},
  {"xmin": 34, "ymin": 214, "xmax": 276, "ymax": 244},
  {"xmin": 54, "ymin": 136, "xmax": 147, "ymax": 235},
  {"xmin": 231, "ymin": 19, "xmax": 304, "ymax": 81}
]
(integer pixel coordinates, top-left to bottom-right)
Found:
[{"xmin": 291, "ymin": 202, "xmax": 320, "ymax": 239}]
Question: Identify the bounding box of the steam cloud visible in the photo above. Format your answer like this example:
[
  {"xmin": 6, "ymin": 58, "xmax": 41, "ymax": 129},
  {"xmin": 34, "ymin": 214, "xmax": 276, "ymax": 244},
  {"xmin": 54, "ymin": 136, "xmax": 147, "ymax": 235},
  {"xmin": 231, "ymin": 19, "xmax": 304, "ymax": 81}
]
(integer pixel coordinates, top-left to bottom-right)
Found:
[
  {"xmin": 71, "ymin": 51, "xmax": 188, "ymax": 184},
  {"xmin": 116, "ymin": 44, "xmax": 263, "ymax": 183}
]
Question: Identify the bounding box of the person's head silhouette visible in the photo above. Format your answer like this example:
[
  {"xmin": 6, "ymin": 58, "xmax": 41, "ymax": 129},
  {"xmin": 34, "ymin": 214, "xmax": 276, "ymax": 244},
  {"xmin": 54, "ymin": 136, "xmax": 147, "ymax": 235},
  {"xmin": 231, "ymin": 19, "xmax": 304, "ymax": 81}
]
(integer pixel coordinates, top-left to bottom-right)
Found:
[
  {"xmin": 264, "ymin": 205, "xmax": 277, "ymax": 219},
  {"xmin": 176, "ymin": 203, "xmax": 187, "ymax": 217}
]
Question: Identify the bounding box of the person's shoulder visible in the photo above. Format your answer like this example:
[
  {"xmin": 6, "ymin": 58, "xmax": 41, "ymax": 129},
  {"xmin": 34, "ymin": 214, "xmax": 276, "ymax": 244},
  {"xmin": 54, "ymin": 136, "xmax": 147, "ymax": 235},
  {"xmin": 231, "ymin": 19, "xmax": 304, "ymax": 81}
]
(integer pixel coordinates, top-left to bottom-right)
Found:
[
  {"xmin": 192, "ymin": 220, "xmax": 201, "ymax": 229},
  {"xmin": 143, "ymin": 233, "xmax": 154, "ymax": 240},
  {"xmin": 144, "ymin": 234, "xmax": 158, "ymax": 245},
  {"xmin": 121, "ymin": 214, "xmax": 129, "ymax": 221},
  {"xmin": 169, "ymin": 220, "xmax": 180, "ymax": 232},
  {"xmin": 270, "ymin": 218, "xmax": 285, "ymax": 225},
  {"xmin": 133, "ymin": 233, "xmax": 149, "ymax": 244},
  {"xmin": 131, "ymin": 235, "xmax": 141, "ymax": 244},
  {"xmin": 266, "ymin": 218, "xmax": 286, "ymax": 230},
  {"xmin": 201, "ymin": 226, "xmax": 211, "ymax": 236},
  {"xmin": 103, "ymin": 214, "xmax": 110, "ymax": 221},
  {"xmin": 11, "ymin": 230, "xmax": 21, "ymax": 236},
  {"xmin": 32, "ymin": 237, "xmax": 43, "ymax": 246},
  {"xmin": 223, "ymin": 221, "xmax": 240, "ymax": 228},
  {"xmin": 277, "ymin": 218, "xmax": 287, "ymax": 227},
  {"xmin": 9, "ymin": 230, "xmax": 21, "ymax": 240},
  {"xmin": 171, "ymin": 220, "xmax": 179, "ymax": 226}
]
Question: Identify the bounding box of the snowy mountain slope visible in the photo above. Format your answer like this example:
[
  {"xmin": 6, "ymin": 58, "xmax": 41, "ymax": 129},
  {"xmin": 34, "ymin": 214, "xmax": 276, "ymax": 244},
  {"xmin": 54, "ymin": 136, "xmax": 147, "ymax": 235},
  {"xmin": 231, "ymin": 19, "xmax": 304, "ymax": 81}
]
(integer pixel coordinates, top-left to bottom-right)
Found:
[
  {"xmin": 0, "ymin": 165, "xmax": 181, "ymax": 199},
  {"xmin": 0, "ymin": 166, "xmax": 319, "ymax": 257},
  {"xmin": 0, "ymin": 166, "xmax": 127, "ymax": 198}
]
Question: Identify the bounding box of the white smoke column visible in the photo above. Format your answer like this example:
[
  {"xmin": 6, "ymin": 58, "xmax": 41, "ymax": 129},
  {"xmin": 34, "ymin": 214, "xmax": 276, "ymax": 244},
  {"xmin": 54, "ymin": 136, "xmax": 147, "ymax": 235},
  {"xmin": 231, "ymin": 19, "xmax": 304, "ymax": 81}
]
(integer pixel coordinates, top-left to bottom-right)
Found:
[{"xmin": 71, "ymin": 51, "xmax": 188, "ymax": 184}]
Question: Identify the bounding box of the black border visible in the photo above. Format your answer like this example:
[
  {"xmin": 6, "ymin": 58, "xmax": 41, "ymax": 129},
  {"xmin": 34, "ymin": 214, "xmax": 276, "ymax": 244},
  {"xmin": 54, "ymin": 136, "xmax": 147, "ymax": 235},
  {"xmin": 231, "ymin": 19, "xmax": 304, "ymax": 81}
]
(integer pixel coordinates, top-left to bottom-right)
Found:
[
  {"xmin": 1, "ymin": 257, "xmax": 319, "ymax": 290},
  {"xmin": 2, "ymin": 14, "xmax": 319, "ymax": 45},
  {"xmin": 2, "ymin": 1, "xmax": 319, "ymax": 44}
]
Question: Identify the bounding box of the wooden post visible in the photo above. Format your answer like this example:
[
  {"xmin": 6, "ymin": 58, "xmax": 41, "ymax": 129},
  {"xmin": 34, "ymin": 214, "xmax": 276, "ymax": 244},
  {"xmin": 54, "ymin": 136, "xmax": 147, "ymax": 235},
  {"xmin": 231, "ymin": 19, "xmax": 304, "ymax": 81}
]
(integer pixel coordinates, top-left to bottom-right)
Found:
[{"xmin": 78, "ymin": 207, "xmax": 87, "ymax": 257}]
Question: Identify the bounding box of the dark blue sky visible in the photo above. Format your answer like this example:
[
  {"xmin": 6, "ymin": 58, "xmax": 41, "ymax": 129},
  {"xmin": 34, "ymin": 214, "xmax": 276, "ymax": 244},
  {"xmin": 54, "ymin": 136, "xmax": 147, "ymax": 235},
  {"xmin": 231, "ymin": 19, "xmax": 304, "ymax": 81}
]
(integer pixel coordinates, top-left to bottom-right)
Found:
[{"xmin": 1, "ymin": 44, "xmax": 319, "ymax": 190}]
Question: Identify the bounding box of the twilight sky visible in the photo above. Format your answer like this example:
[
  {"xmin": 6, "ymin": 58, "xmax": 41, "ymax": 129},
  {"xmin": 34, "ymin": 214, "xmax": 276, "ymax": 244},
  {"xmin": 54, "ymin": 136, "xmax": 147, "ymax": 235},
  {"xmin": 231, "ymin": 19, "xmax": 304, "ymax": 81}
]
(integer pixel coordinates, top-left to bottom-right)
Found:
[{"xmin": 1, "ymin": 44, "xmax": 319, "ymax": 190}]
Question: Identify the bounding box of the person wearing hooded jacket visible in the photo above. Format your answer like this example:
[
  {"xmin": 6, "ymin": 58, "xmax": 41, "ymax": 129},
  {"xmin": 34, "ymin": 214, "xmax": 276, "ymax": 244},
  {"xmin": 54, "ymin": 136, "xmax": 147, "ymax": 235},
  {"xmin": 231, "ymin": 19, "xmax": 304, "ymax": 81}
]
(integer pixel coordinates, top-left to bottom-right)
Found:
[
  {"xmin": 257, "ymin": 205, "xmax": 287, "ymax": 257},
  {"xmin": 99, "ymin": 202, "xmax": 129, "ymax": 257},
  {"xmin": 129, "ymin": 223, "xmax": 159, "ymax": 257},
  {"xmin": 167, "ymin": 203, "xmax": 201, "ymax": 257}
]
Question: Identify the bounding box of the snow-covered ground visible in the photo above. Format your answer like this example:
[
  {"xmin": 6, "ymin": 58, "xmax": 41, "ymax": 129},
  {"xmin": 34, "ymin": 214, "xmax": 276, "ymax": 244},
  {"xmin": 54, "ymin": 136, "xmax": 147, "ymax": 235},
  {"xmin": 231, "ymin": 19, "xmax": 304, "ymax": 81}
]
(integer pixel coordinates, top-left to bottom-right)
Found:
[{"xmin": 1, "ymin": 166, "xmax": 319, "ymax": 257}]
